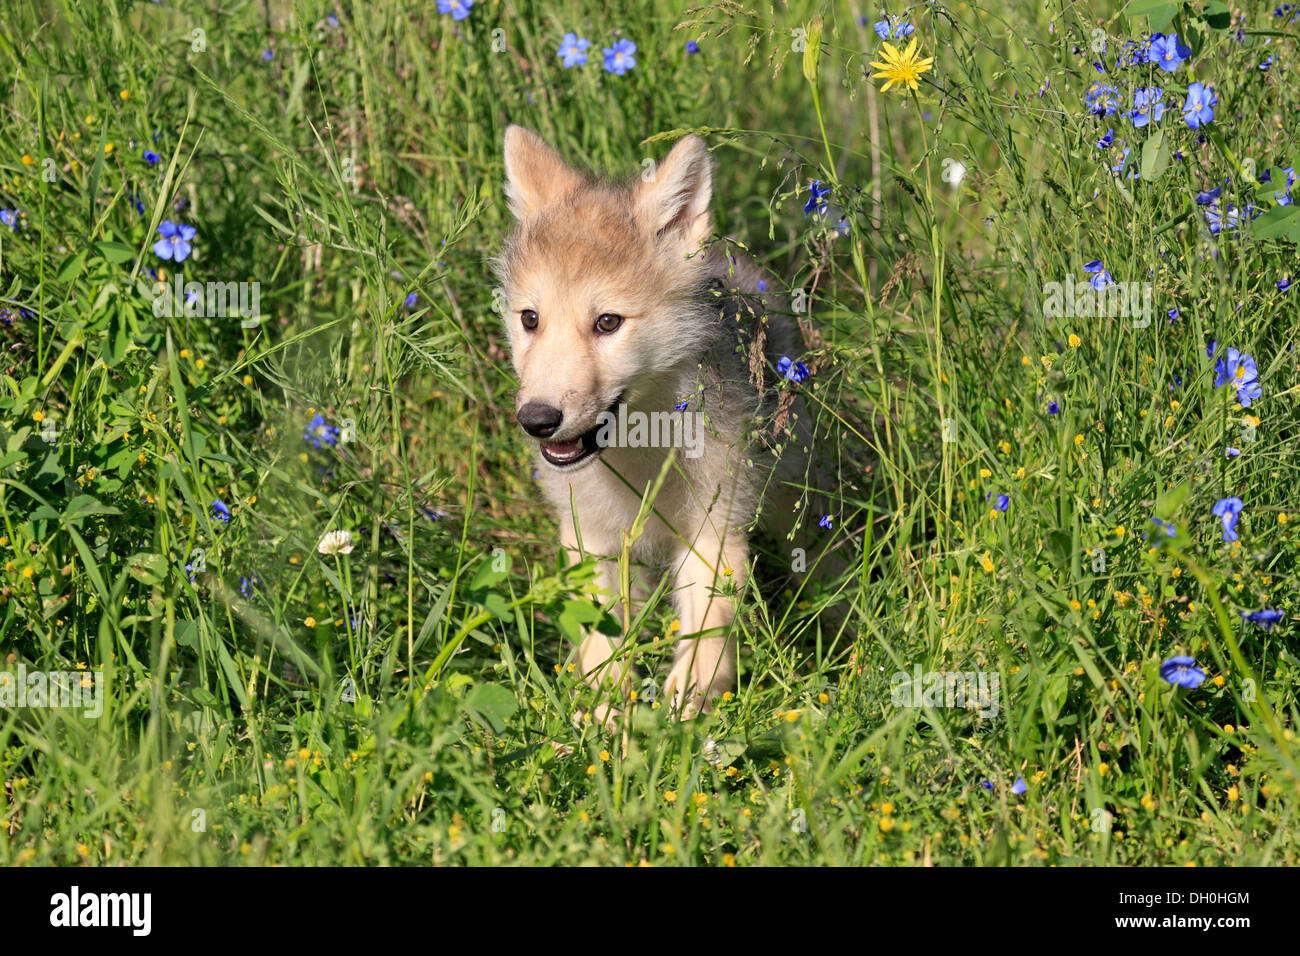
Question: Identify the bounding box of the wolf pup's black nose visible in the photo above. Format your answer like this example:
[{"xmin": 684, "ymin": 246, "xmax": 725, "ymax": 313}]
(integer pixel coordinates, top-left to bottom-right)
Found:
[{"xmin": 517, "ymin": 402, "xmax": 563, "ymax": 438}]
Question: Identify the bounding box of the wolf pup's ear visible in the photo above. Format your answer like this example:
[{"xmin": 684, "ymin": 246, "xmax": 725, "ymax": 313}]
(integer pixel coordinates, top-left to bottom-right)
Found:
[
  {"xmin": 502, "ymin": 125, "xmax": 582, "ymax": 221},
  {"xmin": 634, "ymin": 135, "xmax": 713, "ymax": 256}
]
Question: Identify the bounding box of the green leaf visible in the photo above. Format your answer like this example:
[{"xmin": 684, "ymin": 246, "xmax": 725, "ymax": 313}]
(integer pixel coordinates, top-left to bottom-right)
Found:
[
  {"xmin": 1249, "ymin": 204, "xmax": 1300, "ymax": 242},
  {"xmin": 468, "ymin": 558, "xmax": 507, "ymax": 592},
  {"xmin": 92, "ymin": 240, "xmax": 135, "ymax": 264},
  {"xmin": 706, "ymin": 736, "xmax": 747, "ymax": 768},
  {"xmin": 56, "ymin": 249, "xmax": 87, "ymax": 283},
  {"xmin": 65, "ymin": 494, "xmax": 121, "ymax": 521},
  {"xmin": 464, "ymin": 683, "xmax": 518, "ymax": 734},
  {"xmin": 190, "ymin": 686, "xmax": 222, "ymax": 709},
  {"xmin": 1201, "ymin": 1, "xmax": 1232, "ymax": 30},
  {"xmin": 127, "ymin": 552, "xmax": 169, "ymax": 586},
  {"xmin": 1126, "ymin": 0, "xmax": 1179, "ymax": 30},
  {"xmin": 1154, "ymin": 482, "xmax": 1190, "ymax": 519},
  {"xmin": 1140, "ymin": 130, "xmax": 1169, "ymax": 180},
  {"xmin": 481, "ymin": 591, "xmax": 511, "ymax": 620}
]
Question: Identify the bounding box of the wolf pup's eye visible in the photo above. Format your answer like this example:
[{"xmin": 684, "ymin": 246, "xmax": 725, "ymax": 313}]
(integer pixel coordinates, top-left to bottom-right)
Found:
[
  {"xmin": 520, "ymin": 309, "xmax": 539, "ymax": 331},
  {"xmin": 595, "ymin": 313, "xmax": 623, "ymax": 334}
]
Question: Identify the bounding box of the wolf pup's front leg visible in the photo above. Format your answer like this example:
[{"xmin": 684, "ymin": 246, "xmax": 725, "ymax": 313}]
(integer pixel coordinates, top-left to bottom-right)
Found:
[
  {"xmin": 559, "ymin": 522, "xmax": 636, "ymax": 727},
  {"xmin": 662, "ymin": 530, "xmax": 746, "ymax": 718}
]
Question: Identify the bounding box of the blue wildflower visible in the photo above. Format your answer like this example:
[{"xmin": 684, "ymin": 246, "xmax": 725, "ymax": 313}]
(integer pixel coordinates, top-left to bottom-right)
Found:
[
  {"xmin": 1084, "ymin": 259, "xmax": 1113, "ymax": 290},
  {"xmin": 1129, "ymin": 87, "xmax": 1165, "ymax": 127},
  {"xmin": 152, "ymin": 220, "xmax": 195, "ymax": 262},
  {"xmin": 557, "ymin": 32, "xmax": 590, "ymax": 68},
  {"xmin": 818, "ymin": 514, "xmax": 832, "ymax": 530},
  {"xmin": 142, "ymin": 149, "xmax": 160, "ymax": 166},
  {"xmin": 1242, "ymin": 609, "xmax": 1283, "ymax": 631},
  {"xmin": 212, "ymin": 499, "xmax": 232, "ymax": 524},
  {"xmin": 1182, "ymin": 82, "xmax": 1217, "ymax": 129},
  {"xmin": 873, "ymin": 14, "xmax": 915, "ymax": 40},
  {"xmin": 995, "ymin": 494, "xmax": 1010, "ymax": 512},
  {"xmin": 1148, "ymin": 32, "xmax": 1190, "ymax": 71},
  {"xmin": 436, "ymin": 0, "xmax": 473, "ymax": 20},
  {"xmin": 1147, "ymin": 517, "xmax": 1177, "ymax": 540},
  {"xmin": 776, "ymin": 356, "xmax": 809, "ymax": 382},
  {"xmin": 1011, "ymin": 776, "xmax": 1027, "ymax": 795},
  {"xmin": 1160, "ymin": 655, "xmax": 1206, "ymax": 688},
  {"xmin": 1214, "ymin": 347, "xmax": 1261, "ymax": 407},
  {"xmin": 603, "ymin": 38, "xmax": 636, "ymax": 75},
  {"xmin": 1211, "ymin": 496, "xmax": 1244, "ymax": 543},
  {"xmin": 304, "ymin": 413, "xmax": 341, "ymax": 449},
  {"xmin": 685, "ymin": 40, "xmax": 700, "ymax": 55},
  {"xmin": 804, "ymin": 179, "xmax": 832, "ymax": 218},
  {"xmin": 1084, "ymin": 81, "xmax": 1122, "ymax": 117}
]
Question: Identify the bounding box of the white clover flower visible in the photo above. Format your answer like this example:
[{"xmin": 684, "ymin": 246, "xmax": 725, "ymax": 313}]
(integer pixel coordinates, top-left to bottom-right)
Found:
[{"xmin": 317, "ymin": 530, "xmax": 354, "ymax": 555}]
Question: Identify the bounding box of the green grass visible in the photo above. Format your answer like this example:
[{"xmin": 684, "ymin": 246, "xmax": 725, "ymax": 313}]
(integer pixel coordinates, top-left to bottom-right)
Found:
[{"xmin": 0, "ymin": 0, "xmax": 1298, "ymax": 866}]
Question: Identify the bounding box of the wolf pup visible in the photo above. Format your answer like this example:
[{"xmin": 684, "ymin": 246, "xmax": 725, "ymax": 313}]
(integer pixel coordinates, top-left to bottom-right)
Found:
[{"xmin": 495, "ymin": 126, "xmax": 816, "ymax": 720}]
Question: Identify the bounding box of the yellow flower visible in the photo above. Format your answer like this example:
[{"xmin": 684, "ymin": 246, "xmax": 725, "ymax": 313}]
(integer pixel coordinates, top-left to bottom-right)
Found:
[
  {"xmin": 119, "ymin": 89, "xmax": 130, "ymax": 100},
  {"xmin": 980, "ymin": 551, "xmax": 994, "ymax": 573},
  {"xmin": 868, "ymin": 38, "xmax": 934, "ymax": 93},
  {"xmin": 1068, "ymin": 333, "xmax": 1081, "ymax": 348},
  {"xmin": 304, "ymin": 616, "xmax": 317, "ymax": 628},
  {"xmin": 664, "ymin": 790, "xmax": 677, "ymax": 803}
]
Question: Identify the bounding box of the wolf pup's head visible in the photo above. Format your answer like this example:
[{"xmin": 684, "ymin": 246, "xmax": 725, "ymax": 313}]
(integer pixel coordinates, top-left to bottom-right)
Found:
[{"xmin": 495, "ymin": 126, "xmax": 715, "ymax": 470}]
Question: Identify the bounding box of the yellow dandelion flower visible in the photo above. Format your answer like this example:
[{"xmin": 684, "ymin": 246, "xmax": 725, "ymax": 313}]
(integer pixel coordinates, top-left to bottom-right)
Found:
[
  {"xmin": 1068, "ymin": 333, "xmax": 1081, "ymax": 348},
  {"xmin": 868, "ymin": 38, "xmax": 934, "ymax": 93}
]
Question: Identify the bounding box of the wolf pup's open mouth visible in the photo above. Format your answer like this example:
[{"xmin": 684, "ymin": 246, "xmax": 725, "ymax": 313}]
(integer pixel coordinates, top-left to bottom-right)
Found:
[{"xmin": 538, "ymin": 394, "xmax": 623, "ymax": 469}]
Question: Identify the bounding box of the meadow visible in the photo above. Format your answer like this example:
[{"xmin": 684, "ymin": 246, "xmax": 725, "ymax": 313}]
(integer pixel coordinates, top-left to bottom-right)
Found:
[{"xmin": 0, "ymin": 0, "xmax": 1297, "ymax": 867}]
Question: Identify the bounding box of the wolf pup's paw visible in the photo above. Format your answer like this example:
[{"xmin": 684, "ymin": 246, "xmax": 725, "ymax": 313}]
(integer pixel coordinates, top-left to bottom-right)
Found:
[{"xmin": 662, "ymin": 660, "xmax": 721, "ymax": 721}]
